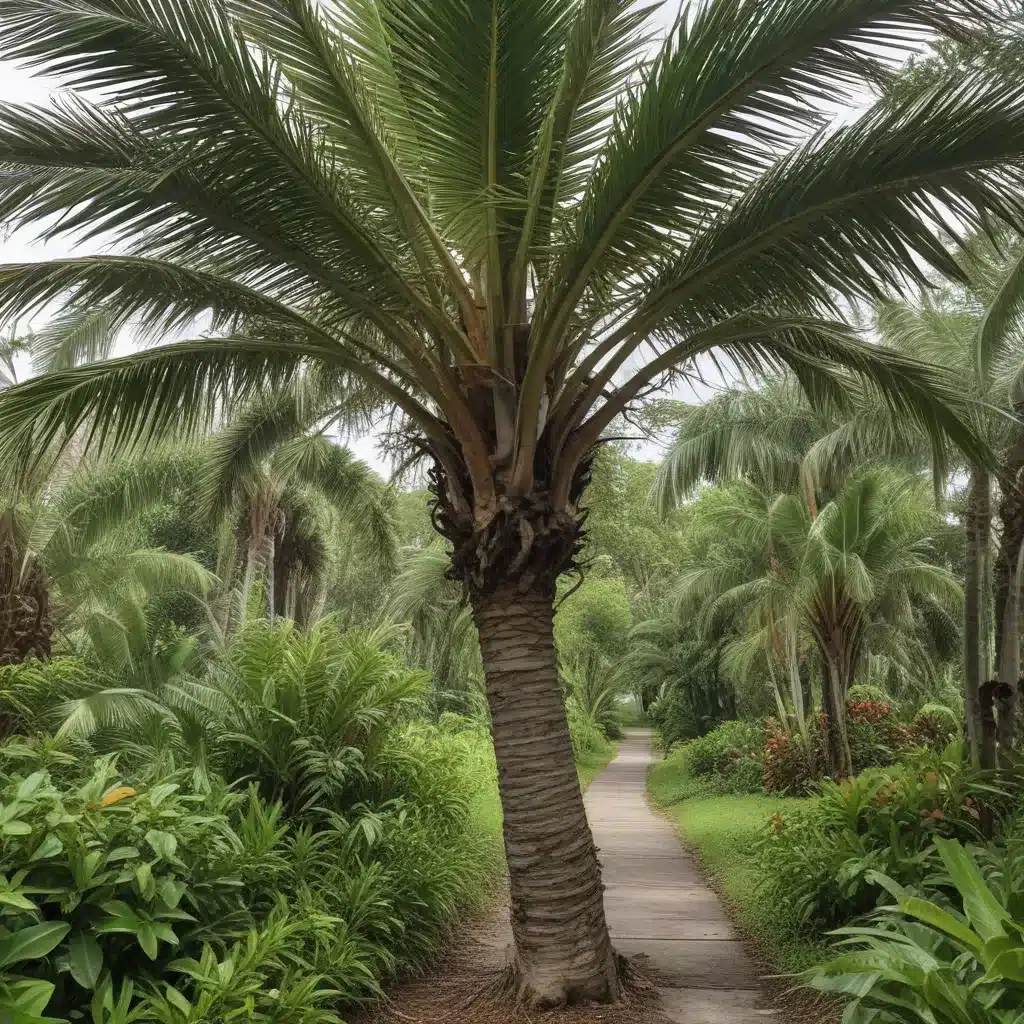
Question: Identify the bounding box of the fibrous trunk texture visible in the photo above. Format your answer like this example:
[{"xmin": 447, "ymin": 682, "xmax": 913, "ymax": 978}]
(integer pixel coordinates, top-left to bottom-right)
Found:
[
  {"xmin": 965, "ymin": 470, "xmax": 991, "ymax": 768},
  {"xmin": 473, "ymin": 584, "xmax": 619, "ymax": 1007},
  {"xmin": 994, "ymin": 418, "xmax": 1024, "ymax": 761},
  {"xmin": 0, "ymin": 514, "xmax": 52, "ymax": 665},
  {"xmin": 821, "ymin": 651, "xmax": 853, "ymax": 779}
]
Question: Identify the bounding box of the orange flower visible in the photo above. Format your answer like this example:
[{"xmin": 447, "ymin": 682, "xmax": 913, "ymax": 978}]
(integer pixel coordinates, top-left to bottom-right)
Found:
[
  {"xmin": 922, "ymin": 772, "xmax": 938, "ymax": 784},
  {"xmin": 100, "ymin": 786, "xmax": 136, "ymax": 807}
]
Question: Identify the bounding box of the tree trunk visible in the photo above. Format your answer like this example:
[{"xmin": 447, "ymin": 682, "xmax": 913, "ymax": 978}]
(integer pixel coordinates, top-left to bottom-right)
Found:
[
  {"xmin": 821, "ymin": 653, "xmax": 852, "ymax": 778},
  {"xmin": 965, "ymin": 469, "xmax": 991, "ymax": 768},
  {"xmin": 473, "ymin": 583, "xmax": 620, "ymax": 1008},
  {"xmin": 994, "ymin": 415, "xmax": 1024, "ymax": 760},
  {"xmin": 995, "ymin": 541, "xmax": 1024, "ymax": 765}
]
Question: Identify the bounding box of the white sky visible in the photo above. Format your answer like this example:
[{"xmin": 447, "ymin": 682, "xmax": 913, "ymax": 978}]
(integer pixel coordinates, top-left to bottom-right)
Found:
[{"xmin": 0, "ymin": 5, "xmax": 927, "ymax": 477}]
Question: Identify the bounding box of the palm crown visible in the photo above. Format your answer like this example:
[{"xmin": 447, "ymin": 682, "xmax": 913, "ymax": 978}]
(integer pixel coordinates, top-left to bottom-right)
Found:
[{"xmin": 1, "ymin": 1, "xmax": 1023, "ymax": 576}]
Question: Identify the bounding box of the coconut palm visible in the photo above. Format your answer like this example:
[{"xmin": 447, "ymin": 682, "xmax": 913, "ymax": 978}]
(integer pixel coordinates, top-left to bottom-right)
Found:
[
  {"xmin": 675, "ymin": 471, "xmax": 962, "ymax": 775},
  {"xmin": 2, "ymin": 0, "xmax": 1024, "ymax": 1001}
]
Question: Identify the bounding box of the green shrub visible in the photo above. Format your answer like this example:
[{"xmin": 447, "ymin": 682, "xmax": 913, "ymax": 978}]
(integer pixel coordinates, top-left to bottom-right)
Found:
[
  {"xmin": 0, "ymin": 720, "xmax": 503, "ymax": 1022},
  {"xmin": 803, "ymin": 838, "xmax": 1024, "ymax": 1023},
  {"xmin": 566, "ymin": 696, "xmax": 611, "ymax": 763},
  {"xmin": 756, "ymin": 745, "xmax": 1004, "ymax": 937},
  {"xmin": 652, "ymin": 720, "xmax": 765, "ymax": 802}
]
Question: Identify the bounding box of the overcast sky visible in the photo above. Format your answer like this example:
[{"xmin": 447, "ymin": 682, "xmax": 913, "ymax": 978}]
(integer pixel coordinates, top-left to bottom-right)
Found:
[{"xmin": 0, "ymin": 5, "xmax": 924, "ymax": 477}]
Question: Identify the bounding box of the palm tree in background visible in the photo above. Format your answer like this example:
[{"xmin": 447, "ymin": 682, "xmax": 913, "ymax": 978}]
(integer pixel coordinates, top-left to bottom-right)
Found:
[
  {"xmin": 675, "ymin": 471, "xmax": 962, "ymax": 775},
  {"xmin": 2, "ymin": 0, "xmax": 1024, "ymax": 1003},
  {"xmin": 656, "ymin": 234, "xmax": 1024, "ymax": 771}
]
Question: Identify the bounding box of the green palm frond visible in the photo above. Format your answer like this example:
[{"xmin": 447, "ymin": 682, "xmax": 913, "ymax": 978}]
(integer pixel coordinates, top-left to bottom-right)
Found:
[
  {"xmin": 31, "ymin": 307, "xmax": 116, "ymax": 374},
  {"xmin": 0, "ymin": 0, "xmax": 1022, "ymax": 609}
]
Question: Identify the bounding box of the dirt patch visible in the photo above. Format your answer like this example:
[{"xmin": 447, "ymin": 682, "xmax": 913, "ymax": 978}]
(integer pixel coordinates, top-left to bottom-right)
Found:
[{"xmin": 352, "ymin": 913, "xmax": 672, "ymax": 1024}]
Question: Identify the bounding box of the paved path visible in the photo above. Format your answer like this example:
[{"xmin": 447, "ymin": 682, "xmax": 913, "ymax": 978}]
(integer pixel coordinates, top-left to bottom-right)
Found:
[{"xmin": 586, "ymin": 730, "xmax": 775, "ymax": 1023}]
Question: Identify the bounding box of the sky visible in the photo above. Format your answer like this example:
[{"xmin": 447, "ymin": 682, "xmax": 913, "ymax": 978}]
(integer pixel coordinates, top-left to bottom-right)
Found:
[{"xmin": 0, "ymin": 5, "xmax": 927, "ymax": 478}]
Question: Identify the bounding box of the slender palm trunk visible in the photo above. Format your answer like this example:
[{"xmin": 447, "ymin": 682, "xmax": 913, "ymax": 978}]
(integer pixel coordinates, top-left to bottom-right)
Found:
[
  {"xmin": 995, "ymin": 541, "xmax": 1024, "ymax": 765},
  {"xmin": 821, "ymin": 651, "xmax": 853, "ymax": 778},
  {"xmin": 994, "ymin": 418, "xmax": 1024, "ymax": 760},
  {"xmin": 472, "ymin": 583, "xmax": 619, "ymax": 1008},
  {"xmin": 965, "ymin": 469, "xmax": 991, "ymax": 768}
]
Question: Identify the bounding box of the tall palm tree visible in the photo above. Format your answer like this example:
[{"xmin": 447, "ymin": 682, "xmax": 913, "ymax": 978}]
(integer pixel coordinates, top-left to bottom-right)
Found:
[
  {"xmin": 676, "ymin": 471, "xmax": 962, "ymax": 775},
  {"xmin": 1, "ymin": 0, "xmax": 1024, "ymax": 1003},
  {"xmin": 657, "ymin": 234, "xmax": 1024, "ymax": 770}
]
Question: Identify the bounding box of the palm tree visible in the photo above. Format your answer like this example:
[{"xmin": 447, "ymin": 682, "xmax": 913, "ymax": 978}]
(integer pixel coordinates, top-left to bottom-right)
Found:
[
  {"xmin": 675, "ymin": 471, "xmax": 962, "ymax": 775},
  {"xmin": 1, "ymin": 0, "xmax": 1023, "ymax": 1002},
  {"xmin": 0, "ymin": 453, "xmax": 215, "ymax": 666},
  {"xmin": 657, "ymin": 235, "xmax": 1024, "ymax": 770},
  {"xmin": 201, "ymin": 394, "xmax": 397, "ymax": 631}
]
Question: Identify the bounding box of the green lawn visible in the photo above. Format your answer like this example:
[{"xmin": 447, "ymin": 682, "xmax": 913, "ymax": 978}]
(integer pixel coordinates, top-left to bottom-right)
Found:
[
  {"xmin": 648, "ymin": 753, "xmax": 829, "ymax": 972},
  {"xmin": 577, "ymin": 738, "xmax": 619, "ymax": 791}
]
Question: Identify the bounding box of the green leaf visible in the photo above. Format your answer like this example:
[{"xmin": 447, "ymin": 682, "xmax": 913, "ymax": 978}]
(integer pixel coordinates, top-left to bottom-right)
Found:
[
  {"xmin": 163, "ymin": 985, "xmax": 191, "ymax": 1016},
  {"xmin": 68, "ymin": 932, "xmax": 103, "ymax": 990},
  {"xmin": 935, "ymin": 838, "xmax": 1010, "ymax": 942},
  {"xmin": 158, "ymin": 878, "xmax": 184, "ymax": 909},
  {"xmin": 0, "ymin": 890, "xmax": 38, "ymax": 912},
  {"xmin": 105, "ymin": 846, "xmax": 139, "ymax": 863},
  {"xmin": 0, "ymin": 977, "xmax": 57, "ymax": 1017},
  {"xmin": 136, "ymin": 923, "xmax": 158, "ymax": 961},
  {"xmin": 135, "ymin": 862, "xmax": 155, "ymax": 901},
  {"xmin": 2, "ymin": 821, "xmax": 33, "ymax": 836},
  {"xmin": 898, "ymin": 896, "xmax": 983, "ymax": 955},
  {"xmin": 145, "ymin": 830, "xmax": 179, "ymax": 865},
  {"xmin": 0, "ymin": 921, "xmax": 70, "ymax": 967},
  {"xmin": 29, "ymin": 835, "xmax": 63, "ymax": 863},
  {"xmin": 16, "ymin": 772, "xmax": 45, "ymax": 801}
]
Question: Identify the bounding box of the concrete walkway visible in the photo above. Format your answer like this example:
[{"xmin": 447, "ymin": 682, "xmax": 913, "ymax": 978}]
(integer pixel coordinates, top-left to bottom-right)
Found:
[{"xmin": 586, "ymin": 730, "xmax": 775, "ymax": 1023}]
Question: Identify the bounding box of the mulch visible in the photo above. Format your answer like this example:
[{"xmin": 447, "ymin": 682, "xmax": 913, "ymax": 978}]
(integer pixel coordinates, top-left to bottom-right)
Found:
[{"xmin": 353, "ymin": 925, "xmax": 672, "ymax": 1024}]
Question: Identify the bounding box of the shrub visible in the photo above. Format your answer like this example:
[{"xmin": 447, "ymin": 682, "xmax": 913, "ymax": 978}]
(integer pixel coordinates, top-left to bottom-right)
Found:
[
  {"xmin": 762, "ymin": 721, "xmax": 823, "ymax": 795},
  {"xmin": 567, "ymin": 696, "xmax": 611, "ymax": 764},
  {"xmin": 803, "ymin": 838, "xmax": 1024, "ymax": 1023},
  {"xmin": 756, "ymin": 745, "xmax": 1004, "ymax": 936},
  {"xmin": 0, "ymin": 719, "xmax": 503, "ymax": 1021},
  {"xmin": 653, "ymin": 720, "xmax": 765, "ymax": 801}
]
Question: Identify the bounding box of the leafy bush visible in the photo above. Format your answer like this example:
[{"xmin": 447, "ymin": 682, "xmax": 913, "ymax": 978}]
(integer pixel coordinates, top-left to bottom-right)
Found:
[
  {"xmin": 0, "ymin": 719, "xmax": 502, "ymax": 1022},
  {"xmin": 803, "ymin": 838, "xmax": 1024, "ymax": 1023},
  {"xmin": 654, "ymin": 720, "xmax": 765, "ymax": 801},
  {"xmin": 212, "ymin": 618, "xmax": 429, "ymax": 816},
  {"xmin": 761, "ymin": 698, "xmax": 961, "ymax": 794},
  {"xmin": 756, "ymin": 745, "xmax": 1004, "ymax": 936},
  {"xmin": 762, "ymin": 720, "xmax": 823, "ymax": 795},
  {"xmin": 566, "ymin": 695, "xmax": 611, "ymax": 764}
]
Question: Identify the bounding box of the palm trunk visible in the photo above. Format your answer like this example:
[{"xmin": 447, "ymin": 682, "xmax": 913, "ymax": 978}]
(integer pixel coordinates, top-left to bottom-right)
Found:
[
  {"xmin": 965, "ymin": 469, "xmax": 991, "ymax": 768},
  {"xmin": 821, "ymin": 651, "xmax": 853, "ymax": 778},
  {"xmin": 994, "ymin": 417, "xmax": 1024, "ymax": 760},
  {"xmin": 473, "ymin": 583, "xmax": 619, "ymax": 1008},
  {"xmin": 995, "ymin": 541, "xmax": 1024, "ymax": 765},
  {"xmin": 266, "ymin": 534, "xmax": 276, "ymax": 622}
]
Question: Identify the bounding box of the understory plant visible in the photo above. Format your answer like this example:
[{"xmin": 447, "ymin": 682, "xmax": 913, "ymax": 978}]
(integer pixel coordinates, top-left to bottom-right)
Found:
[
  {"xmin": 757, "ymin": 745, "xmax": 1007, "ymax": 936},
  {"xmin": 803, "ymin": 838, "xmax": 1024, "ymax": 1023}
]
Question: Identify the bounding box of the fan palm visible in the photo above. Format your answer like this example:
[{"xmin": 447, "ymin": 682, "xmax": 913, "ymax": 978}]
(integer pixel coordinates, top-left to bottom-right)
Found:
[
  {"xmin": 3, "ymin": 0, "xmax": 1024, "ymax": 1001},
  {"xmin": 676, "ymin": 471, "xmax": 962, "ymax": 775}
]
